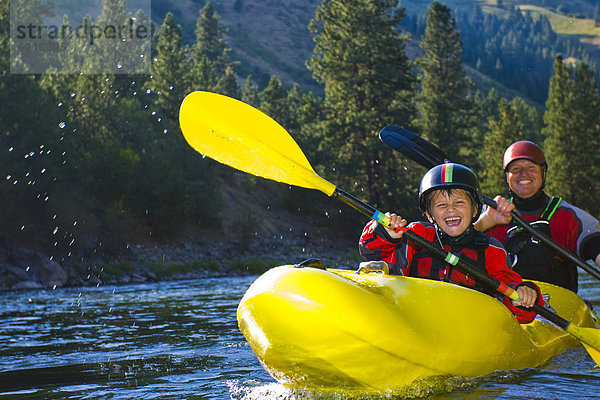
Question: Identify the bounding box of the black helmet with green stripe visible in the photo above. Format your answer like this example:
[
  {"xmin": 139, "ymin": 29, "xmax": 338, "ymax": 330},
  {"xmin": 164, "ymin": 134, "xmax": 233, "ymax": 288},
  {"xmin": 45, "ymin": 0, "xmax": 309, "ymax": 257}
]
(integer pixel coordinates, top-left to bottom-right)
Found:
[{"xmin": 419, "ymin": 163, "xmax": 483, "ymax": 220}]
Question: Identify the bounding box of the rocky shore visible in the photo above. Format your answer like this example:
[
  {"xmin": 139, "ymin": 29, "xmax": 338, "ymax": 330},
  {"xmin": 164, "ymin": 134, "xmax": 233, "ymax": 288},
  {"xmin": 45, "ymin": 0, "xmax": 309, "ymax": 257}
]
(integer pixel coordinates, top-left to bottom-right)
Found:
[
  {"xmin": 0, "ymin": 176, "xmax": 366, "ymax": 291},
  {"xmin": 0, "ymin": 234, "xmax": 361, "ymax": 291}
]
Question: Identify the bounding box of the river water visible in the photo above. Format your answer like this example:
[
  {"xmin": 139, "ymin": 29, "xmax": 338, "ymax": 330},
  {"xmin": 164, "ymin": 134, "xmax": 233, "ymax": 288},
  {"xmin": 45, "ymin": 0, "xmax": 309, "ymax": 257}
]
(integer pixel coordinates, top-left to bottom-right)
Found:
[{"xmin": 1, "ymin": 271, "xmax": 599, "ymax": 399}]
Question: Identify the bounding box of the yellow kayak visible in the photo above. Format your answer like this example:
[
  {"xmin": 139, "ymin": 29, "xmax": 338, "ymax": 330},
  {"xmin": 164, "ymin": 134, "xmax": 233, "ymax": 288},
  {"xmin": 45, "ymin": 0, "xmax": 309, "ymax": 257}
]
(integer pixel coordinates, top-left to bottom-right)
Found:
[{"xmin": 237, "ymin": 263, "xmax": 600, "ymax": 392}]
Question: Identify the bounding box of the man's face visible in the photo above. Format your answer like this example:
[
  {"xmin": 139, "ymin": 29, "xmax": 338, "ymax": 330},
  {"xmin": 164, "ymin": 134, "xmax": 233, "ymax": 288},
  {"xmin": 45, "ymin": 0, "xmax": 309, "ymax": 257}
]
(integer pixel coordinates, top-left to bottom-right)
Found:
[{"xmin": 505, "ymin": 159, "xmax": 544, "ymax": 199}]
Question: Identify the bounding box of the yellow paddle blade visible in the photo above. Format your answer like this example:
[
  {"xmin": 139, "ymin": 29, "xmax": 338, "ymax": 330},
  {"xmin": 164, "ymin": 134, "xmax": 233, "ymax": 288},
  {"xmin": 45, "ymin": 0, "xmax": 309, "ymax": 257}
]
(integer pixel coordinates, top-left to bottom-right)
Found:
[
  {"xmin": 582, "ymin": 343, "xmax": 600, "ymax": 367},
  {"xmin": 565, "ymin": 324, "xmax": 600, "ymax": 366},
  {"xmin": 179, "ymin": 91, "xmax": 336, "ymax": 196}
]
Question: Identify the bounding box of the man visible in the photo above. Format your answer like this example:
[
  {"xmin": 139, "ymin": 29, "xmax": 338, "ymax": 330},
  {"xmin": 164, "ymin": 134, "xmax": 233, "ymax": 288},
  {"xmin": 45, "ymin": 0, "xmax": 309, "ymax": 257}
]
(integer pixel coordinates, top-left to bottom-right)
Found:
[{"xmin": 475, "ymin": 141, "xmax": 600, "ymax": 292}]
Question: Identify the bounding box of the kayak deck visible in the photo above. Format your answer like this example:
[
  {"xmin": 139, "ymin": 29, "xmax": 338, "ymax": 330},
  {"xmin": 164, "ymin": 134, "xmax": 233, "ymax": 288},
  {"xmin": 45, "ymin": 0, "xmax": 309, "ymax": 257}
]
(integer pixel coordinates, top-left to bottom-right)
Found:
[{"xmin": 237, "ymin": 265, "xmax": 599, "ymax": 392}]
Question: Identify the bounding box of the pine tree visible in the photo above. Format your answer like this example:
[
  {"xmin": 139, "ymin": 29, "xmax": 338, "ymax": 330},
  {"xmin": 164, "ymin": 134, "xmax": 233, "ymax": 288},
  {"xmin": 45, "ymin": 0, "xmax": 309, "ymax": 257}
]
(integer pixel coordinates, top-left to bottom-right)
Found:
[
  {"xmin": 194, "ymin": 55, "xmax": 218, "ymax": 91},
  {"xmin": 417, "ymin": 1, "xmax": 474, "ymax": 161},
  {"xmin": 543, "ymin": 56, "xmax": 600, "ymax": 212},
  {"xmin": 150, "ymin": 12, "xmax": 191, "ymax": 121},
  {"xmin": 308, "ymin": 0, "xmax": 417, "ymax": 210},
  {"xmin": 93, "ymin": 0, "xmax": 148, "ymax": 74},
  {"xmin": 259, "ymin": 76, "xmax": 294, "ymax": 131},
  {"xmin": 479, "ymin": 98, "xmax": 536, "ymax": 196},
  {"xmin": 190, "ymin": 2, "xmax": 231, "ymax": 76},
  {"xmin": 8, "ymin": 0, "xmax": 56, "ymax": 73},
  {"xmin": 241, "ymin": 75, "xmax": 260, "ymax": 107},
  {"xmin": 461, "ymin": 89, "xmax": 497, "ymax": 174},
  {"xmin": 0, "ymin": 0, "xmax": 66, "ymax": 243},
  {"xmin": 189, "ymin": 2, "xmax": 239, "ymax": 95},
  {"xmin": 216, "ymin": 66, "xmax": 241, "ymax": 99}
]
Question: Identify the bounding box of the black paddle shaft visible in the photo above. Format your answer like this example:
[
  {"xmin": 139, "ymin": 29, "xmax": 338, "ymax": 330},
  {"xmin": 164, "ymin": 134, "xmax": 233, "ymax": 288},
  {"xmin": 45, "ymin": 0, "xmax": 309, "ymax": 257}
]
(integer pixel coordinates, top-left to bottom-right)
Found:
[{"xmin": 379, "ymin": 125, "xmax": 600, "ymax": 282}]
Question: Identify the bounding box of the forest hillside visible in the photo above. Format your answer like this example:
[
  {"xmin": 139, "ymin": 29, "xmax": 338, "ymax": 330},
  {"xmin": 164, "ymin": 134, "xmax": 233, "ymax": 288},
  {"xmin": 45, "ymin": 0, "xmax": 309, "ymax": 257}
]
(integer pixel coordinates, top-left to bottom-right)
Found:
[
  {"xmin": 151, "ymin": 0, "xmax": 600, "ymax": 101},
  {"xmin": 2, "ymin": 0, "xmax": 600, "ymax": 289}
]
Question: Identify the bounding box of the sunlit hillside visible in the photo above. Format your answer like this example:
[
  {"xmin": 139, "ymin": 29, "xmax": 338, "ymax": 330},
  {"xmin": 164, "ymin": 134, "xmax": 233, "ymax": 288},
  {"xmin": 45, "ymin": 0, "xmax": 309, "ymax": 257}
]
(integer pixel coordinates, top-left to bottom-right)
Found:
[{"xmin": 149, "ymin": 0, "xmax": 600, "ymax": 100}]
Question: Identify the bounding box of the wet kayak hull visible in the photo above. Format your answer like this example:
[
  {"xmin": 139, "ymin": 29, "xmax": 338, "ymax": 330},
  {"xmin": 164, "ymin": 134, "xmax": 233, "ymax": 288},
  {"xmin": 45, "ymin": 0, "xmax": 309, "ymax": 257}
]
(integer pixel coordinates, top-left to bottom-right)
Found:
[{"xmin": 237, "ymin": 265, "xmax": 599, "ymax": 391}]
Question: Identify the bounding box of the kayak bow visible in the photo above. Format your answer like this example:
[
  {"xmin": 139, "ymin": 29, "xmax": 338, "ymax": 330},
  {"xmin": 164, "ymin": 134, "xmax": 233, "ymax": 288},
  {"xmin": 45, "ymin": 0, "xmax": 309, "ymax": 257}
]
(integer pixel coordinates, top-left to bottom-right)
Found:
[{"xmin": 238, "ymin": 264, "xmax": 600, "ymax": 392}]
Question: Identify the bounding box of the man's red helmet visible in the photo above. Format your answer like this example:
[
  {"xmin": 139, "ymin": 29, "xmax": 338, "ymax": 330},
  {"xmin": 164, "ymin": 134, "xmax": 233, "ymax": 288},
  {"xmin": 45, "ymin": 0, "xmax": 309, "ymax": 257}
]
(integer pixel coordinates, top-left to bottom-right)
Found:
[{"xmin": 503, "ymin": 141, "xmax": 547, "ymax": 172}]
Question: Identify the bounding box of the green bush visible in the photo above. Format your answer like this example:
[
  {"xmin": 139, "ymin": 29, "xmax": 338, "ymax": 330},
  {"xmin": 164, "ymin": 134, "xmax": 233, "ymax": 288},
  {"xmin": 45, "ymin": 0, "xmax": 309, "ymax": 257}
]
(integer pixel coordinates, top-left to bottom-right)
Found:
[{"xmin": 228, "ymin": 257, "xmax": 278, "ymax": 275}]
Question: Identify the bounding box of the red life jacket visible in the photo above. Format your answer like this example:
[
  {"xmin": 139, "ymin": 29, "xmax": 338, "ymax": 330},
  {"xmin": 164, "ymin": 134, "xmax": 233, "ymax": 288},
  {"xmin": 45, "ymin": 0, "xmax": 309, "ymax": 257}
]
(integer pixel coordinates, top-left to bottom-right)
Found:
[
  {"xmin": 408, "ymin": 227, "xmax": 495, "ymax": 296},
  {"xmin": 503, "ymin": 196, "xmax": 578, "ymax": 292}
]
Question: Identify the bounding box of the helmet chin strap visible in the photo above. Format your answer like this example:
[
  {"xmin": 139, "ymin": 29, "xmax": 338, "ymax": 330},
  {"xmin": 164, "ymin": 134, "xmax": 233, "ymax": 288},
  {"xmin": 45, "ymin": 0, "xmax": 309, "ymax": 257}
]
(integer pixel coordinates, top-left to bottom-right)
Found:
[{"xmin": 541, "ymin": 167, "xmax": 547, "ymax": 188}]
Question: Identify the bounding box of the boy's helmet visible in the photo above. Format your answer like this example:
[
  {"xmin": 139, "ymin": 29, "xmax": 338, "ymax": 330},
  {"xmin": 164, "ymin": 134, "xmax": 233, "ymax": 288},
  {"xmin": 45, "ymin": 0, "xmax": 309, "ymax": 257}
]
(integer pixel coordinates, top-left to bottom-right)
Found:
[
  {"xmin": 503, "ymin": 141, "xmax": 547, "ymax": 171},
  {"xmin": 419, "ymin": 163, "xmax": 483, "ymax": 218}
]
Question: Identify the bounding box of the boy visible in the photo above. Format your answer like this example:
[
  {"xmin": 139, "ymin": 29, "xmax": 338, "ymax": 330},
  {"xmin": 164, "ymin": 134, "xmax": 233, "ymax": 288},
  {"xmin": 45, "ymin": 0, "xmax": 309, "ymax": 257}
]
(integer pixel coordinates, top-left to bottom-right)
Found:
[{"xmin": 359, "ymin": 163, "xmax": 542, "ymax": 323}]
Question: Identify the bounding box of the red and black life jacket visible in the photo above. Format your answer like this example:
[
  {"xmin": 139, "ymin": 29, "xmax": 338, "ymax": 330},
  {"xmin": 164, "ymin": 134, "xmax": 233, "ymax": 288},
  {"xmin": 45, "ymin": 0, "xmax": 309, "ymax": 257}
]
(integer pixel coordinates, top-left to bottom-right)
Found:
[
  {"xmin": 503, "ymin": 196, "xmax": 578, "ymax": 292},
  {"xmin": 408, "ymin": 228, "xmax": 496, "ymax": 296}
]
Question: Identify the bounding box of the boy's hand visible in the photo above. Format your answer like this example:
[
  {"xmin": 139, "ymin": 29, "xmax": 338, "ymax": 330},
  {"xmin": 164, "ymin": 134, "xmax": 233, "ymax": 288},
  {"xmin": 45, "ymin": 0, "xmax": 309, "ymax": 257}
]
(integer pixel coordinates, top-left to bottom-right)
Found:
[
  {"xmin": 512, "ymin": 285, "xmax": 537, "ymax": 308},
  {"xmin": 383, "ymin": 212, "xmax": 407, "ymax": 239}
]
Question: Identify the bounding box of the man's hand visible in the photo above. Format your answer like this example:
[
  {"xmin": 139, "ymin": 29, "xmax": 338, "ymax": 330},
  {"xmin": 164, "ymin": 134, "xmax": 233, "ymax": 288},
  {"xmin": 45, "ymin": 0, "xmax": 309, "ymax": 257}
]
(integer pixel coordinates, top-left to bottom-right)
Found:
[{"xmin": 474, "ymin": 195, "xmax": 515, "ymax": 231}]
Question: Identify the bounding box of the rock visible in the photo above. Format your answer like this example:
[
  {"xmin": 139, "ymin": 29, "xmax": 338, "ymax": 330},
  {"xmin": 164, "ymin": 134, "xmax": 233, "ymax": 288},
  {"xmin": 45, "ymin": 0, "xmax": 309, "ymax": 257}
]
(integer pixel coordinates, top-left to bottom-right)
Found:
[{"xmin": 6, "ymin": 247, "xmax": 68, "ymax": 289}]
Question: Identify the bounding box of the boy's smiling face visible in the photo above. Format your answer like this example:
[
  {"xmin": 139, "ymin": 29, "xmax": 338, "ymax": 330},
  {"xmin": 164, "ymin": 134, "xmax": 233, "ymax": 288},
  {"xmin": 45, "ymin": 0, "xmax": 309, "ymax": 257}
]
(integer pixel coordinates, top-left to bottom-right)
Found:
[{"xmin": 426, "ymin": 189, "xmax": 477, "ymax": 237}]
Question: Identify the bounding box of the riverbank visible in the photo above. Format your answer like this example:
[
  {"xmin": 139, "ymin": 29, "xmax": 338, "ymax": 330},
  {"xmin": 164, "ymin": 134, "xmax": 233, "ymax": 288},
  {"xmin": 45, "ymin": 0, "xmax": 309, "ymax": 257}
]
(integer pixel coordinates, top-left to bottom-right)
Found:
[
  {"xmin": 0, "ymin": 173, "xmax": 367, "ymax": 291},
  {"xmin": 0, "ymin": 233, "xmax": 361, "ymax": 291}
]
